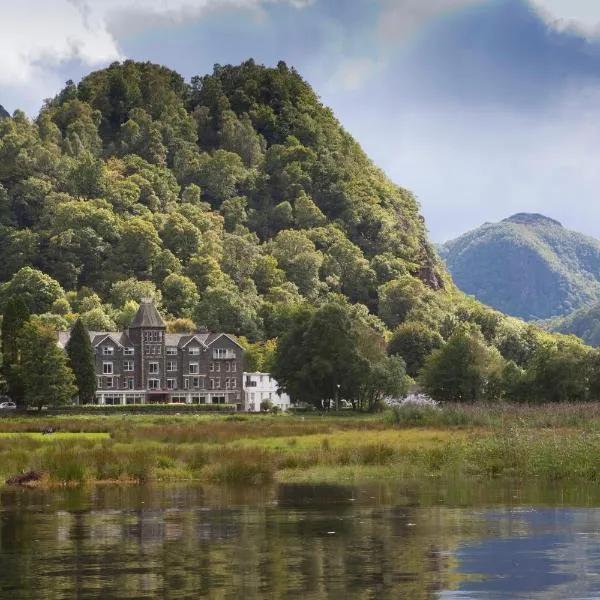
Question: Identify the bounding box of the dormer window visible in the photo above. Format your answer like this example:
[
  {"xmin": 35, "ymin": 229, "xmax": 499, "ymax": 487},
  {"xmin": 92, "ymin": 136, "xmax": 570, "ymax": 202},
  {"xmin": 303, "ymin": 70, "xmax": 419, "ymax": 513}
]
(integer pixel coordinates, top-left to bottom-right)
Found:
[
  {"xmin": 102, "ymin": 346, "xmax": 114, "ymax": 356},
  {"xmin": 124, "ymin": 347, "xmax": 134, "ymax": 356},
  {"xmin": 189, "ymin": 347, "xmax": 200, "ymax": 355},
  {"xmin": 166, "ymin": 347, "xmax": 177, "ymax": 356}
]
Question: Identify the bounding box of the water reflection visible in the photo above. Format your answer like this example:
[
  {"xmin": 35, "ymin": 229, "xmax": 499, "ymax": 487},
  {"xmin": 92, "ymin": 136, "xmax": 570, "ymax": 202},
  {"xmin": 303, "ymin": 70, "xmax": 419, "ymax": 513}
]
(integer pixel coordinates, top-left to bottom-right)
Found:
[{"xmin": 2, "ymin": 481, "xmax": 600, "ymax": 598}]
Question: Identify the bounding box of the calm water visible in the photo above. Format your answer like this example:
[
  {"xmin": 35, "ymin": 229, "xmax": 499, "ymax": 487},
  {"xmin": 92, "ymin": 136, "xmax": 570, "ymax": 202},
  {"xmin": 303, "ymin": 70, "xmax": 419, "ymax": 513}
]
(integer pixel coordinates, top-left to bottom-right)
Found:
[{"xmin": 3, "ymin": 481, "xmax": 600, "ymax": 599}]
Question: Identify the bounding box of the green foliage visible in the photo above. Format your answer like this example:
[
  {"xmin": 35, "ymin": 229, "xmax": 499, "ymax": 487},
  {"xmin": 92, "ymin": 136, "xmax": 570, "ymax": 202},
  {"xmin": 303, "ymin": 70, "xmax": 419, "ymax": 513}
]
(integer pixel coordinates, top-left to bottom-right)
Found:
[
  {"xmin": 0, "ymin": 295, "xmax": 30, "ymax": 405},
  {"xmin": 389, "ymin": 322, "xmax": 444, "ymax": 377},
  {"xmin": 20, "ymin": 321, "xmax": 77, "ymax": 409},
  {"xmin": 66, "ymin": 318, "xmax": 97, "ymax": 404},
  {"xmin": 419, "ymin": 325, "xmax": 505, "ymax": 402}
]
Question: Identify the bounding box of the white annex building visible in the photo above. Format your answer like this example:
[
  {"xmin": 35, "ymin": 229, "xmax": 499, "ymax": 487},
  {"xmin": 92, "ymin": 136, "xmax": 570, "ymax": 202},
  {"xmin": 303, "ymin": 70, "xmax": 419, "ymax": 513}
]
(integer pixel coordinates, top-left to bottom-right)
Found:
[{"xmin": 243, "ymin": 373, "xmax": 292, "ymax": 412}]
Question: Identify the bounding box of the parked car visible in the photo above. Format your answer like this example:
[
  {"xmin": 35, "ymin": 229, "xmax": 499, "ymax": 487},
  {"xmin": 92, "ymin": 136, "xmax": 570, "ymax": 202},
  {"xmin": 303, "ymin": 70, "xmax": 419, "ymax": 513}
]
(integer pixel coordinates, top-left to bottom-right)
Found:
[{"xmin": 0, "ymin": 401, "xmax": 16, "ymax": 410}]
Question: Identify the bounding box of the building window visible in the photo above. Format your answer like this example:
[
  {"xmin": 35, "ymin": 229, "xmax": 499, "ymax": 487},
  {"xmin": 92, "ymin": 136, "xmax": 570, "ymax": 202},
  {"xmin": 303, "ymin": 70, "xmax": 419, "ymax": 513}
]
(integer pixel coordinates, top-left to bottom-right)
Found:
[
  {"xmin": 167, "ymin": 361, "xmax": 177, "ymax": 372},
  {"xmin": 171, "ymin": 395, "xmax": 186, "ymax": 404},
  {"xmin": 123, "ymin": 360, "xmax": 134, "ymax": 372},
  {"xmin": 210, "ymin": 362, "xmax": 214, "ymax": 372},
  {"xmin": 226, "ymin": 362, "xmax": 230, "ymax": 372},
  {"xmin": 214, "ymin": 348, "xmax": 226, "ymax": 359},
  {"xmin": 105, "ymin": 377, "xmax": 114, "ymax": 389},
  {"xmin": 123, "ymin": 378, "xmax": 134, "ymax": 390},
  {"xmin": 216, "ymin": 362, "xmax": 221, "ymax": 372},
  {"xmin": 102, "ymin": 346, "xmax": 114, "ymax": 356},
  {"xmin": 189, "ymin": 346, "xmax": 200, "ymax": 356},
  {"xmin": 149, "ymin": 362, "xmax": 159, "ymax": 374},
  {"xmin": 210, "ymin": 379, "xmax": 215, "ymax": 390},
  {"xmin": 184, "ymin": 379, "xmax": 189, "ymax": 390},
  {"xmin": 232, "ymin": 362, "xmax": 236, "ymax": 373},
  {"xmin": 192, "ymin": 377, "xmax": 200, "ymax": 388},
  {"xmin": 166, "ymin": 347, "xmax": 177, "ymax": 355},
  {"xmin": 103, "ymin": 362, "xmax": 113, "ymax": 375},
  {"xmin": 189, "ymin": 363, "xmax": 199, "ymax": 375},
  {"xmin": 124, "ymin": 347, "xmax": 134, "ymax": 356},
  {"xmin": 231, "ymin": 378, "xmax": 237, "ymax": 389},
  {"xmin": 225, "ymin": 378, "xmax": 230, "ymax": 389},
  {"xmin": 145, "ymin": 345, "xmax": 151, "ymax": 355},
  {"xmin": 148, "ymin": 379, "xmax": 160, "ymax": 390},
  {"xmin": 167, "ymin": 379, "xmax": 176, "ymax": 390},
  {"xmin": 97, "ymin": 377, "xmax": 103, "ymax": 389}
]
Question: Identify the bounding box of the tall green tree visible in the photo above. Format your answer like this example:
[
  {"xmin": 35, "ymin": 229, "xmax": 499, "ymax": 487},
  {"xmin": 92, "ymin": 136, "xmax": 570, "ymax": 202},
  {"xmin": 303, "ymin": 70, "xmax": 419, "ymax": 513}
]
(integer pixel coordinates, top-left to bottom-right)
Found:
[
  {"xmin": 65, "ymin": 318, "xmax": 97, "ymax": 404},
  {"xmin": 20, "ymin": 322, "xmax": 77, "ymax": 410},
  {"xmin": 419, "ymin": 325, "xmax": 505, "ymax": 403},
  {"xmin": 0, "ymin": 295, "xmax": 30, "ymax": 405}
]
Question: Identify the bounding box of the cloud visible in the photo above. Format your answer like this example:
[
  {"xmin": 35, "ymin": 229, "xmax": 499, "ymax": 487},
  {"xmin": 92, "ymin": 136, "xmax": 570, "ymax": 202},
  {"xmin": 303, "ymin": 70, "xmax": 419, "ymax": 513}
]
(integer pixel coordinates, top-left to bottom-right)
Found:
[
  {"xmin": 529, "ymin": 1, "xmax": 600, "ymax": 35},
  {"xmin": 0, "ymin": 0, "xmax": 311, "ymax": 87}
]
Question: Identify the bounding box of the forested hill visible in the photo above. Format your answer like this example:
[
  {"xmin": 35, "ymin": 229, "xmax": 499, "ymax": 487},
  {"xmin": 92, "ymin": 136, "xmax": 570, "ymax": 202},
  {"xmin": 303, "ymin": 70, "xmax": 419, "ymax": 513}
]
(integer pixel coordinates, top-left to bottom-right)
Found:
[
  {"xmin": 0, "ymin": 105, "xmax": 9, "ymax": 119},
  {"xmin": 0, "ymin": 59, "xmax": 449, "ymax": 339},
  {"xmin": 439, "ymin": 213, "xmax": 600, "ymax": 320}
]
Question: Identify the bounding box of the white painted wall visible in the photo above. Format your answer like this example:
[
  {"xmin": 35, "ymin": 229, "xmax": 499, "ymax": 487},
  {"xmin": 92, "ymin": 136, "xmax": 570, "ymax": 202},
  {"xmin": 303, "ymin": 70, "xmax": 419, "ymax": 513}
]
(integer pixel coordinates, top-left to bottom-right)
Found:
[{"xmin": 243, "ymin": 373, "xmax": 292, "ymax": 412}]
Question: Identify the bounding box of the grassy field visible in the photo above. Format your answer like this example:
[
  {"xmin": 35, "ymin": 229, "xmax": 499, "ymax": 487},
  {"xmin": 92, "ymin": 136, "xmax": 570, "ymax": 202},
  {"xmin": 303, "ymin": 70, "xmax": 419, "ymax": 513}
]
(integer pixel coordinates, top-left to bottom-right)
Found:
[{"xmin": 2, "ymin": 403, "xmax": 600, "ymax": 486}]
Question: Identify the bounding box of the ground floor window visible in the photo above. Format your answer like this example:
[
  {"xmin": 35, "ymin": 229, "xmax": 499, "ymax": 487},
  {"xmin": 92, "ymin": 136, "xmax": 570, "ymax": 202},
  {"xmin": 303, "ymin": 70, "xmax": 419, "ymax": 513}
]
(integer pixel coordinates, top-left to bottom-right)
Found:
[
  {"xmin": 125, "ymin": 394, "xmax": 144, "ymax": 405},
  {"xmin": 170, "ymin": 395, "xmax": 187, "ymax": 404},
  {"xmin": 148, "ymin": 379, "xmax": 160, "ymax": 390},
  {"xmin": 212, "ymin": 396, "xmax": 226, "ymax": 405},
  {"xmin": 191, "ymin": 396, "xmax": 207, "ymax": 404},
  {"xmin": 104, "ymin": 395, "xmax": 122, "ymax": 406}
]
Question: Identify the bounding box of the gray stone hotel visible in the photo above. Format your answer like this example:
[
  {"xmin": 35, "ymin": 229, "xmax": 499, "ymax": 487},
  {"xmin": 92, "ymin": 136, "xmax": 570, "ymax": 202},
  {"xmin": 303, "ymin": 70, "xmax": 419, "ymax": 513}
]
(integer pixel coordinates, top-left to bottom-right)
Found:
[{"xmin": 58, "ymin": 299, "xmax": 244, "ymax": 406}]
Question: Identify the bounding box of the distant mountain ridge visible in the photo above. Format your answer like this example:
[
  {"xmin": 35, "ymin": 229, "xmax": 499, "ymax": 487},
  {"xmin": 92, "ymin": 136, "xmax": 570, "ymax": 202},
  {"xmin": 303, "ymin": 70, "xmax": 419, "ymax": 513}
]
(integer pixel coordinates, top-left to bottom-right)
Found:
[
  {"xmin": 439, "ymin": 213, "xmax": 600, "ymax": 320},
  {"xmin": 0, "ymin": 105, "xmax": 9, "ymax": 119}
]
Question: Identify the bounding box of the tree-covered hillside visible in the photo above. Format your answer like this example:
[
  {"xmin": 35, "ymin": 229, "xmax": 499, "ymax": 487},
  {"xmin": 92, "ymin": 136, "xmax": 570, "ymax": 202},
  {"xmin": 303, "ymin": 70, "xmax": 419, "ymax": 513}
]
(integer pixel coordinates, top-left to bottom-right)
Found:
[
  {"xmin": 543, "ymin": 303, "xmax": 600, "ymax": 347},
  {"xmin": 439, "ymin": 213, "xmax": 600, "ymax": 320},
  {"xmin": 0, "ymin": 59, "xmax": 449, "ymax": 339},
  {"xmin": 1, "ymin": 60, "xmax": 598, "ymax": 404}
]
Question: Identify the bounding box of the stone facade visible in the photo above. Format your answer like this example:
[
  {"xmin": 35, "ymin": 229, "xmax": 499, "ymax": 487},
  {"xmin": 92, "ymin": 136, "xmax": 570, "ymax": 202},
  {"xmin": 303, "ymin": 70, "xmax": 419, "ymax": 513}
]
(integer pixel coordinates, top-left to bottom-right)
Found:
[{"xmin": 58, "ymin": 300, "xmax": 244, "ymax": 406}]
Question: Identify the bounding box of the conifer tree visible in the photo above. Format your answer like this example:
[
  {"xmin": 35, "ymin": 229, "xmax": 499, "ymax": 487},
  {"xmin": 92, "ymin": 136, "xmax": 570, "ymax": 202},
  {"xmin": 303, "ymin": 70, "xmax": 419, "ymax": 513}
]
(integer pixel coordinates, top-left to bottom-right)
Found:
[
  {"xmin": 1, "ymin": 295, "xmax": 30, "ymax": 405},
  {"xmin": 20, "ymin": 322, "xmax": 76, "ymax": 410},
  {"xmin": 66, "ymin": 318, "xmax": 97, "ymax": 404}
]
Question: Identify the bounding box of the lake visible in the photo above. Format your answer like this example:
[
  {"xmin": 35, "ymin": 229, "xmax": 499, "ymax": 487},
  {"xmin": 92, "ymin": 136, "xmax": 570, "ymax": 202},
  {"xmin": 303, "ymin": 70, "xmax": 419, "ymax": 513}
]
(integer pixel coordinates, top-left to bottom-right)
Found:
[{"xmin": 2, "ymin": 480, "xmax": 600, "ymax": 599}]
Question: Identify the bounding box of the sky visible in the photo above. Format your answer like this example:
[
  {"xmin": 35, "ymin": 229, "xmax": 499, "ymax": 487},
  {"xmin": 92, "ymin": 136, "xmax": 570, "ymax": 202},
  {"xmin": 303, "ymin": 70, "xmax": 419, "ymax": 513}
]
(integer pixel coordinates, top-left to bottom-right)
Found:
[{"xmin": 2, "ymin": 0, "xmax": 600, "ymax": 242}]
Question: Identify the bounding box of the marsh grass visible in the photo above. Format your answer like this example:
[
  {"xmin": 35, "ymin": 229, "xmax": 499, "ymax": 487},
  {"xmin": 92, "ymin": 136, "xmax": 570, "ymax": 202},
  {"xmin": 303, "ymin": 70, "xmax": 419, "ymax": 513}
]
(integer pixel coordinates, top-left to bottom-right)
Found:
[{"xmin": 3, "ymin": 405, "xmax": 600, "ymax": 486}]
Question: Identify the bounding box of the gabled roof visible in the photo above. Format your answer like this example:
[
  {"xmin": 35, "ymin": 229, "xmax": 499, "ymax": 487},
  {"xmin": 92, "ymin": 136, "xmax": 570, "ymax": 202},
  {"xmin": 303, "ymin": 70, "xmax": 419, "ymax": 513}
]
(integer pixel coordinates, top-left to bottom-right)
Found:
[
  {"xmin": 180, "ymin": 334, "xmax": 210, "ymax": 349},
  {"xmin": 57, "ymin": 330, "xmax": 132, "ymax": 349},
  {"xmin": 128, "ymin": 299, "xmax": 166, "ymax": 329},
  {"xmin": 206, "ymin": 333, "xmax": 245, "ymax": 349}
]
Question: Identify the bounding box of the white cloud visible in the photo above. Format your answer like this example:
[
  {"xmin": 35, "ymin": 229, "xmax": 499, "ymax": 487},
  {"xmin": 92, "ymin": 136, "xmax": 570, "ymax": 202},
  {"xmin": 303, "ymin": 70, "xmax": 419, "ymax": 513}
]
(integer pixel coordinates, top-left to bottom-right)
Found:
[
  {"xmin": 0, "ymin": 0, "xmax": 311, "ymax": 87},
  {"xmin": 529, "ymin": 1, "xmax": 600, "ymax": 35}
]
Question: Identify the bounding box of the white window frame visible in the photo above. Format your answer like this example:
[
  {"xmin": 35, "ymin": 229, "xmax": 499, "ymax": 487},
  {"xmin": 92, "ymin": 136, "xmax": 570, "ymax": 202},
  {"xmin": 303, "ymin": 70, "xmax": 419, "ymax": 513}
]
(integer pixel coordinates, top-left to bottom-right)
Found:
[
  {"xmin": 166, "ymin": 347, "xmax": 177, "ymax": 356},
  {"xmin": 103, "ymin": 362, "xmax": 113, "ymax": 375},
  {"xmin": 123, "ymin": 360, "xmax": 134, "ymax": 372},
  {"xmin": 189, "ymin": 363, "xmax": 199, "ymax": 375},
  {"xmin": 189, "ymin": 346, "xmax": 200, "ymax": 356},
  {"xmin": 102, "ymin": 346, "xmax": 114, "ymax": 356},
  {"xmin": 124, "ymin": 347, "xmax": 134, "ymax": 356},
  {"xmin": 167, "ymin": 379, "xmax": 176, "ymax": 390},
  {"xmin": 149, "ymin": 362, "xmax": 159, "ymax": 375},
  {"xmin": 167, "ymin": 361, "xmax": 177, "ymax": 372},
  {"xmin": 148, "ymin": 379, "xmax": 160, "ymax": 390}
]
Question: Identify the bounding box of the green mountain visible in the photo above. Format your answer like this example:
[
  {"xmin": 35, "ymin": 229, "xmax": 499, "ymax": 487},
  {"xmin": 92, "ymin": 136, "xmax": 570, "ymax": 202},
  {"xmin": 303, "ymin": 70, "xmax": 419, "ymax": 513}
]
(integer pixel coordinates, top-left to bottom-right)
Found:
[
  {"xmin": 0, "ymin": 59, "xmax": 446, "ymax": 339},
  {"xmin": 0, "ymin": 105, "xmax": 9, "ymax": 119},
  {"xmin": 439, "ymin": 213, "xmax": 600, "ymax": 320},
  {"xmin": 542, "ymin": 303, "xmax": 600, "ymax": 346}
]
